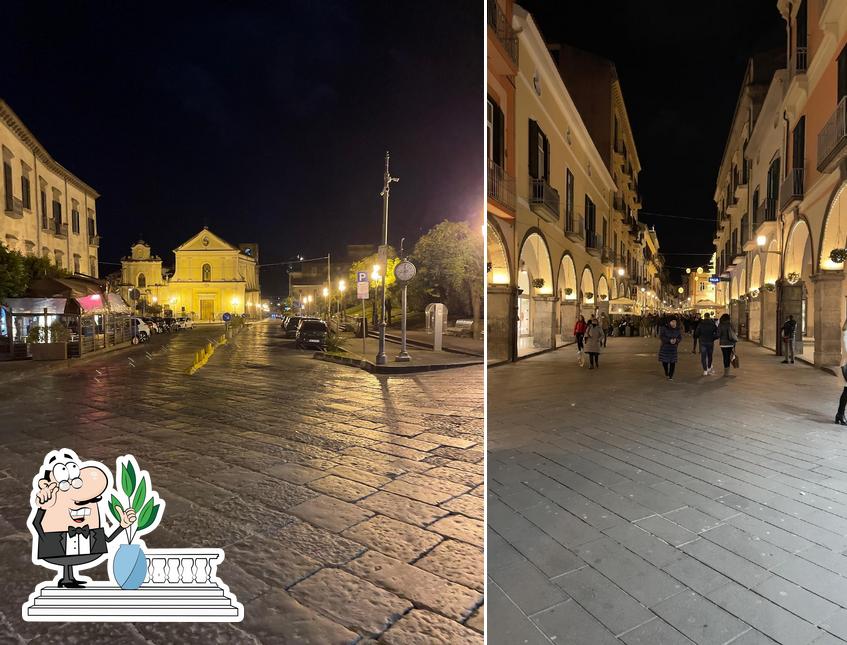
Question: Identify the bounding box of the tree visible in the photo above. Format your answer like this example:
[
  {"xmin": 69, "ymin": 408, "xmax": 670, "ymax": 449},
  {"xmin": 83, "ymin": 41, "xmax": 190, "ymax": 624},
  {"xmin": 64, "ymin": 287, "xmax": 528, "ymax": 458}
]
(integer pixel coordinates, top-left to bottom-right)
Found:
[
  {"xmin": 22, "ymin": 254, "xmax": 67, "ymax": 283},
  {"xmin": 409, "ymin": 220, "xmax": 483, "ymax": 339},
  {"xmin": 349, "ymin": 247, "xmax": 400, "ymax": 291},
  {"xmin": 0, "ymin": 244, "xmax": 27, "ymax": 303}
]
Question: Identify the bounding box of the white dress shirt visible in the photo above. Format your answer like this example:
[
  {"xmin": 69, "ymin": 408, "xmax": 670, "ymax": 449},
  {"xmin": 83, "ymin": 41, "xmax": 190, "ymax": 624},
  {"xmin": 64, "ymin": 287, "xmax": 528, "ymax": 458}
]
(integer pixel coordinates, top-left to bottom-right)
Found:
[{"xmin": 65, "ymin": 531, "xmax": 92, "ymax": 556}]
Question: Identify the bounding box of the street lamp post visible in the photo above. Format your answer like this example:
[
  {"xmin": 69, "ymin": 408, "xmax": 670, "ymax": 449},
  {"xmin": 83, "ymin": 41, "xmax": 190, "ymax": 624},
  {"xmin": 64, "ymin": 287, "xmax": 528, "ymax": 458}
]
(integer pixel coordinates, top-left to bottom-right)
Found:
[
  {"xmin": 338, "ymin": 280, "xmax": 346, "ymax": 319},
  {"xmin": 376, "ymin": 151, "xmax": 398, "ymax": 366}
]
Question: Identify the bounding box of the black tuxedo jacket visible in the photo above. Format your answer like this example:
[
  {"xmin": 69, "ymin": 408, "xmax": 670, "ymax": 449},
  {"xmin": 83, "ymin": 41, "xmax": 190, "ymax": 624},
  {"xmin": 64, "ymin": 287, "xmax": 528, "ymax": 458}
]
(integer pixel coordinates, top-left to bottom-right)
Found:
[{"xmin": 32, "ymin": 508, "xmax": 123, "ymax": 560}]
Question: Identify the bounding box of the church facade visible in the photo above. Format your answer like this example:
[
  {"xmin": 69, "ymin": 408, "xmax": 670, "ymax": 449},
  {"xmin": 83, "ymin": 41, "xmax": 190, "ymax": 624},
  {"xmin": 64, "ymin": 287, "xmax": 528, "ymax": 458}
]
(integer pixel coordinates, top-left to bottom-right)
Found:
[{"xmin": 120, "ymin": 228, "xmax": 260, "ymax": 321}]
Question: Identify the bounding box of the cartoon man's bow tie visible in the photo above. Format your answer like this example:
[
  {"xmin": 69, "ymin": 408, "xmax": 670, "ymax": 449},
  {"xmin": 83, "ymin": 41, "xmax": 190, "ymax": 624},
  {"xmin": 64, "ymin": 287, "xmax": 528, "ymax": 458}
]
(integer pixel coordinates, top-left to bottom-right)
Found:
[{"xmin": 67, "ymin": 526, "xmax": 90, "ymax": 538}]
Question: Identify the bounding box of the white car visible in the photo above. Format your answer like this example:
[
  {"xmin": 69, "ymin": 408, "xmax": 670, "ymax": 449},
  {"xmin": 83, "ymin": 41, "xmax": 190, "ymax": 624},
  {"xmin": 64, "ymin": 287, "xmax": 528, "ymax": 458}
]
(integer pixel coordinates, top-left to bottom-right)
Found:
[
  {"xmin": 130, "ymin": 317, "xmax": 152, "ymax": 344},
  {"xmin": 176, "ymin": 317, "xmax": 194, "ymax": 329}
]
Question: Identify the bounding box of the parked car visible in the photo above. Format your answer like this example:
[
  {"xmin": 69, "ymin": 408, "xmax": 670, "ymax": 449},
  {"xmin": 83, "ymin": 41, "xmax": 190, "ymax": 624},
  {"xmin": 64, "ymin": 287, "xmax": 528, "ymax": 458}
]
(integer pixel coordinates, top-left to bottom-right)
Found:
[
  {"xmin": 296, "ymin": 319, "xmax": 328, "ymax": 350},
  {"xmin": 142, "ymin": 318, "xmax": 160, "ymax": 334},
  {"xmin": 163, "ymin": 317, "xmax": 178, "ymax": 331},
  {"xmin": 176, "ymin": 317, "xmax": 194, "ymax": 330},
  {"xmin": 283, "ymin": 316, "xmax": 304, "ymax": 338},
  {"xmin": 130, "ymin": 317, "xmax": 151, "ymax": 344}
]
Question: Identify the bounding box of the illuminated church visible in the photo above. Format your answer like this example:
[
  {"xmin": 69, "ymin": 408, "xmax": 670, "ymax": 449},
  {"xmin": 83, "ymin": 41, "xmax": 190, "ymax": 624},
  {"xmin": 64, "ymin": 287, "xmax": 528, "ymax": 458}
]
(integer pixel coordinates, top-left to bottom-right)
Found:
[{"xmin": 120, "ymin": 227, "xmax": 260, "ymax": 321}]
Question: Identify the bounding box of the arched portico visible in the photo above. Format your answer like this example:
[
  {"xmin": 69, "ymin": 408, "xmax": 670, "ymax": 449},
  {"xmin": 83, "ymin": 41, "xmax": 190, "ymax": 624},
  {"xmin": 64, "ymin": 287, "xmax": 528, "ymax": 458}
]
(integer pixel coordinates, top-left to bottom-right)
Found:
[
  {"xmin": 487, "ymin": 220, "xmax": 514, "ymax": 362},
  {"xmin": 556, "ymin": 253, "xmax": 578, "ymax": 344},
  {"xmin": 517, "ymin": 231, "xmax": 555, "ymax": 356},
  {"xmin": 783, "ymin": 219, "xmax": 814, "ymax": 358}
]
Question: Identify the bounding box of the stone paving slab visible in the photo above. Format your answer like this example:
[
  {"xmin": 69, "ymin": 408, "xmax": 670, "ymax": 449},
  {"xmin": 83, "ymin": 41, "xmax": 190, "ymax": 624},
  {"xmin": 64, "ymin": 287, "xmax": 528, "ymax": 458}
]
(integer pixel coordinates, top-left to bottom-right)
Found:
[
  {"xmin": 0, "ymin": 321, "xmax": 483, "ymax": 642},
  {"xmin": 489, "ymin": 337, "xmax": 847, "ymax": 645}
]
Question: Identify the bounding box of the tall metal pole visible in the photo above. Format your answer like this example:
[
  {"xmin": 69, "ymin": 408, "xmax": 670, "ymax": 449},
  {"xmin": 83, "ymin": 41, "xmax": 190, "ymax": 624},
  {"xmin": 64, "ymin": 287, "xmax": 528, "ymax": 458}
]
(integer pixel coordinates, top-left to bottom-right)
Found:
[
  {"xmin": 397, "ymin": 237, "xmax": 411, "ymax": 361},
  {"xmin": 376, "ymin": 151, "xmax": 398, "ymax": 365},
  {"xmin": 327, "ymin": 252, "xmax": 331, "ymax": 320}
]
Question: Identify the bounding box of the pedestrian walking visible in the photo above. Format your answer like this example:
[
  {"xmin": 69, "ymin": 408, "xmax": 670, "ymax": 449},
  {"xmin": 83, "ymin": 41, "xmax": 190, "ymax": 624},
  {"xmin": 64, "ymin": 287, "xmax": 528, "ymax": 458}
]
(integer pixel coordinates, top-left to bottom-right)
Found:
[
  {"xmin": 717, "ymin": 313, "xmax": 738, "ymax": 377},
  {"xmin": 584, "ymin": 316, "xmax": 605, "ymax": 370},
  {"xmin": 599, "ymin": 312, "xmax": 610, "ymax": 347},
  {"xmin": 836, "ymin": 319, "xmax": 847, "ymax": 426},
  {"xmin": 691, "ymin": 315, "xmax": 701, "ymax": 353},
  {"xmin": 781, "ymin": 315, "xmax": 796, "ymax": 364},
  {"xmin": 574, "ymin": 315, "xmax": 587, "ymax": 363},
  {"xmin": 658, "ymin": 317, "xmax": 682, "ymax": 380},
  {"xmin": 695, "ymin": 313, "xmax": 719, "ymax": 375}
]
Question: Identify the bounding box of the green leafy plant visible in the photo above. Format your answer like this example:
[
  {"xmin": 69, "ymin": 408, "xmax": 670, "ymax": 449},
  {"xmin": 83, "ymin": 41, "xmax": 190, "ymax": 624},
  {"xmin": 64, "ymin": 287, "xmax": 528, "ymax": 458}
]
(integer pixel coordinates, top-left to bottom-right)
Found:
[
  {"xmin": 49, "ymin": 320, "xmax": 71, "ymax": 342},
  {"xmin": 831, "ymin": 248, "xmax": 847, "ymax": 264},
  {"xmin": 531, "ymin": 278, "xmax": 545, "ymax": 289},
  {"xmin": 26, "ymin": 325, "xmax": 44, "ymax": 344},
  {"xmin": 109, "ymin": 457, "xmax": 161, "ymax": 543}
]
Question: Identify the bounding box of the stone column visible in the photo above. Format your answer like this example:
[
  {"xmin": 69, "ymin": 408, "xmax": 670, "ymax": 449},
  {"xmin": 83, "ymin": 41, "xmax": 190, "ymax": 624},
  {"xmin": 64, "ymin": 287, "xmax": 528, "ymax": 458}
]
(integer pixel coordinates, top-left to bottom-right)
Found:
[
  {"xmin": 532, "ymin": 296, "xmax": 557, "ymax": 351},
  {"xmin": 813, "ymin": 271, "xmax": 845, "ymax": 366},
  {"xmin": 778, "ymin": 281, "xmax": 804, "ymax": 357},
  {"xmin": 487, "ymin": 284, "xmax": 516, "ymax": 362},
  {"xmin": 559, "ymin": 300, "xmax": 578, "ymax": 345}
]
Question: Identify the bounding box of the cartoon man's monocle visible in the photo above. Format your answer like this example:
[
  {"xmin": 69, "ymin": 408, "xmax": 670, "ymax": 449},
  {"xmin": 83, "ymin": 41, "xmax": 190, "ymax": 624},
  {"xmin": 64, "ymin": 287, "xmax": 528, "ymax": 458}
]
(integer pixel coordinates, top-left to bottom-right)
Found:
[{"xmin": 22, "ymin": 449, "xmax": 243, "ymax": 622}]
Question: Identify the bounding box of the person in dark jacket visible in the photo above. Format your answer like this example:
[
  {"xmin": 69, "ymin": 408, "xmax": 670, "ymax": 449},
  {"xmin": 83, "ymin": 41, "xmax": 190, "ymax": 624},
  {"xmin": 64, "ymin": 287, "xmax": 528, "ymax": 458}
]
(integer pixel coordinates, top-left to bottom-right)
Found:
[
  {"xmin": 658, "ymin": 318, "xmax": 682, "ymax": 380},
  {"xmin": 781, "ymin": 315, "xmax": 797, "ymax": 364},
  {"xmin": 583, "ymin": 317, "xmax": 605, "ymax": 369},
  {"xmin": 717, "ymin": 313, "xmax": 738, "ymax": 377},
  {"xmin": 695, "ymin": 313, "xmax": 719, "ymax": 375},
  {"xmin": 691, "ymin": 315, "xmax": 701, "ymax": 353}
]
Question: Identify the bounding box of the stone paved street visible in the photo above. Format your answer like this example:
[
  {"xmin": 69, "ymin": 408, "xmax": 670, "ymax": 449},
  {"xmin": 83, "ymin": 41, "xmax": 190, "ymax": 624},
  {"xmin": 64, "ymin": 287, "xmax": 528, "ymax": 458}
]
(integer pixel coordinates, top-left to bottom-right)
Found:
[
  {"xmin": 489, "ymin": 336, "xmax": 847, "ymax": 645},
  {"xmin": 0, "ymin": 320, "xmax": 483, "ymax": 644}
]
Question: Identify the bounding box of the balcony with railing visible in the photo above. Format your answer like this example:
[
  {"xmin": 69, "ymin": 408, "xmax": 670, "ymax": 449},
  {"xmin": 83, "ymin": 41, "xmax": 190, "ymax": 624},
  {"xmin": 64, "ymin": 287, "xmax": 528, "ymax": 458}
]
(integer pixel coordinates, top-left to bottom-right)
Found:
[
  {"xmin": 791, "ymin": 46, "xmax": 808, "ymax": 77},
  {"xmin": 41, "ymin": 212, "xmax": 49, "ymax": 230},
  {"xmin": 487, "ymin": 0, "xmax": 518, "ymax": 66},
  {"xmin": 487, "ymin": 159, "xmax": 516, "ymax": 213},
  {"xmin": 585, "ymin": 231, "xmax": 601, "ymax": 256},
  {"xmin": 818, "ymin": 96, "xmax": 847, "ymax": 173},
  {"xmin": 89, "ymin": 234, "xmax": 101, "ymax": 247},
  {"xmin": 565, "ymin": 211, "xmax": 584, "ymax": 242},
  {"xmin": 50, "ymin": 219, "xmax": 68, "ymax": 237},
  {"xmin": 529, "ymin": 177, "xmax": 560, "ymax": 223},
  {"xmin": 754, "ymin": 197, "xmax": 777, "ymax": 227},
  {"xmin": 779, "ymin": 167, "xmax": 805, "ymax": 210},
  {"xmin": 601, "ymin": 247, "xmax": 615, "ymax": 266},
  {"xmin": 5, "ymin": 196, "xmax": 23, "ymax": 219}
]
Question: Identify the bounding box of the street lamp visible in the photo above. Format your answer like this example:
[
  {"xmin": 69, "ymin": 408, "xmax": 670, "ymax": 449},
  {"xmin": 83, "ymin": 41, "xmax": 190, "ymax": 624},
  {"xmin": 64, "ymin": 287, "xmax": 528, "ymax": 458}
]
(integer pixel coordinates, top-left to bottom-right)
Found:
[
  {"xmin": 338, "ymin": 280, "xmax": 346, "ymax": 317},
  {"xmin": 617, "ymin": 268, "xmax": 625, "ymax": 277},
  {"xmin": 322, "ymin": 287, "xmax": 329, "ymax": 318}
]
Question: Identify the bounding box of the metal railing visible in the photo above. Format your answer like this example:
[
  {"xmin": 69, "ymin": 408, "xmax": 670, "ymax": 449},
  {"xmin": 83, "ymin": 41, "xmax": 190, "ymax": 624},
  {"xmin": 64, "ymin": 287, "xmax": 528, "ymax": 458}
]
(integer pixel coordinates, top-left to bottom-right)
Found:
[
  {"xmin": 565, "ymin": 212, "xmax": 584, "ymax": 238},
  {"xmin": 779, "ymin": 167, "xmax": 805, "ymax": 210},
  {"xmin": 529, "ymin": 177, "xmax": 560, "ymax": 222},
  {"xmin": 612, "ymin": 193, "xmax": 625, "ymax": 212},
  {"xmin": 585, "ymin": 230, "xmax": 600, "ymax": 250},
  {"xmin": 601, "ymin": 247, "xmax": 615, "ymax": 265},
  {"xmin": 50, "ymin": 218, "xmax": 68, "ymax": 237},
  {"xmin": 487, "ymin": 159, "xmax": 515, "ymax": 211},
  {"xmin": 818, "ymin": 96, "xmax": 847, "ymax": 172},
  {"xmin": 89, "ymin": 234, "xmax": 100, "ymax": 247},
  {"xmin": 487, "ymin": 0, "xmax": 518, "ymax": 65},
  {"xmin": 755, "ymin": 197, "xmax": 777, "ymax": 225},
  {"xmin": 792, "ymin": 46, "xmax": 808, "ymax": 76}
]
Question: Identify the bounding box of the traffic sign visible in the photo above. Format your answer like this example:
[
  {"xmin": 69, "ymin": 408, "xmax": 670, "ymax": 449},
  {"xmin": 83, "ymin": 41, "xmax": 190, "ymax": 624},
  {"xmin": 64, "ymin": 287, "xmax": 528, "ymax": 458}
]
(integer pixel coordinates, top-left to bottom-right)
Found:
[
  {"xmin": 357, "ymin": 271, "xmax": 368, "ymax": 283},
  {"xmin": 222, "ymin": 312, "xmax": 232, "ymax": 322},
  {"xmin": 241, "ymin": 313, "xmax": 248, "ymax": 318},
  {"xmin": 708, "ymin": 276, "xmax": 720, "ymax": 284},
  {"xmin": 357, "ymin": 281, "xmax": 369, "ymax": 300},
  {"xmin": 394, "ymin": 260, "xmax": 416, "ymax": 283}
]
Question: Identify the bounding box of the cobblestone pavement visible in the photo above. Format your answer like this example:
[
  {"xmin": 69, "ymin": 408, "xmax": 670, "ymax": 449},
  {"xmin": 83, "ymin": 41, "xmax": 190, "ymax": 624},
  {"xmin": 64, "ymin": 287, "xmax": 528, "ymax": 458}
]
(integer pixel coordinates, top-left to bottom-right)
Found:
[
  {"xmin": 0, "ymin": 320, "xmax": 483, "ymax": 644},
  {"xmin": 489, "ymin": 336, "xmax": 847, "ymax": 645}
]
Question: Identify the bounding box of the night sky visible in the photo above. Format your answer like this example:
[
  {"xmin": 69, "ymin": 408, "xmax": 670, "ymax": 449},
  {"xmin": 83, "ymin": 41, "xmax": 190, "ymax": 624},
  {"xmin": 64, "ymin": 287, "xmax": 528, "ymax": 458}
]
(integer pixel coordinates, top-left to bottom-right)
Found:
[
  {"xmin": 0, "ymin": 1, "xmax": 482, "ymax": 296},
  {"xmin": 519, "ymin": 0, "xmax": 785, "ymax": 283}
]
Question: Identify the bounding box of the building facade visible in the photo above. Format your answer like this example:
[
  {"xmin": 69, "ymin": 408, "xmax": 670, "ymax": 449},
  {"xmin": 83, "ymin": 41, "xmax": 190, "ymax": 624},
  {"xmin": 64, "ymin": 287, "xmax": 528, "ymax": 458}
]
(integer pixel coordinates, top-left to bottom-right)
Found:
[
  {"xmin": 712, "ymin": 52, "xmax": 786, "ymax": 349},
  {"xmin": 120, "ymin": 228, "xmax": 260, "ymax": 321},
  {"xmin": 0, "ymin": 100, "xmax": 100, "ymax": 276},
  {"xmin": 486, "ymin": 3, "xmax": 666, "ymax": 361},
  {"xmin": 714, "ymin": 0, "xmax": 847, "ymax": 367}
]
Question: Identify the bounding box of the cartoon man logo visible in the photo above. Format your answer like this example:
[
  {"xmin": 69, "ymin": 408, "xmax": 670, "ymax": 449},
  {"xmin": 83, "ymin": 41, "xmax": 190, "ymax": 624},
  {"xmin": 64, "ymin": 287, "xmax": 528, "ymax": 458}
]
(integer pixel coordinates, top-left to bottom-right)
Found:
[{"xmin": 28, "ymin": 449, "xmax": 137, "ymax": 588}]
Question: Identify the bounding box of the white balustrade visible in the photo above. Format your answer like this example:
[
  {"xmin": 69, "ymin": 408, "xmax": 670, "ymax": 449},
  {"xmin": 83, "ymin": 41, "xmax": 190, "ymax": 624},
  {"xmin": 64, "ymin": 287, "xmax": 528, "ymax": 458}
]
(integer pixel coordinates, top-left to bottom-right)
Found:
[{"xmin": 141, "ymin": 549, "xmax": 222, "ymax": 586}]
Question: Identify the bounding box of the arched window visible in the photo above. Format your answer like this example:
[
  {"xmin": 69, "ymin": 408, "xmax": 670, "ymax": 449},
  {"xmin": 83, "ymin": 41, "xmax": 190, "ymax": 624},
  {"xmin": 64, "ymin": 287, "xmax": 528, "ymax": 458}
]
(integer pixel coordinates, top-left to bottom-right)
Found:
[
  {"xmin": 202, "ymin": 264, "xmax": 211, "ymax": 281},
  {"xmin": 137, "ymin": 273, "xmax": 146, "ymax": 288}
]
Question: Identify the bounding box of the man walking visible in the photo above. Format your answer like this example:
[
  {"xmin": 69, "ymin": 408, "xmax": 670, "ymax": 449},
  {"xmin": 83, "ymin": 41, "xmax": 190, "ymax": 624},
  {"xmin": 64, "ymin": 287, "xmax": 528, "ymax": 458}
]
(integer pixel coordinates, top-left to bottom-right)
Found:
[
  {"xmin": 691, "ymin": 314, "xmax": 701, "ymax": 353},
  {"xmin": 695, "ymin": 313, "xmax": 718, "ymax": 375},
  {"xmin": 782, "ymin": 314, "xmax": 797, "ymax": 364}
]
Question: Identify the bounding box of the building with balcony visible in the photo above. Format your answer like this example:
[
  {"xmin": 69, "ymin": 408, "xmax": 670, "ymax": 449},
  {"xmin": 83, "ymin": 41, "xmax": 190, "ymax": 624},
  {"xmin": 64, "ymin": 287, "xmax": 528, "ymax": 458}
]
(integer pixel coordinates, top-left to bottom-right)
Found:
[
  {"xmin": 548, "ymin": 43, "xmax": 652, "ymax": 308},
  {"xmin": 0, "ymin": 100, "xmax": 100, "ymax": 277},
  {"xmin": 486, "ymin": 0, "xmax": 519, "ymax": 362},
  {"xmin": 712, "ymin": 51, "xmax": 785, "ymax": 347},
  {"xmin": 120, "ymin": 228, "xmax": 261, "ymax": 321}
]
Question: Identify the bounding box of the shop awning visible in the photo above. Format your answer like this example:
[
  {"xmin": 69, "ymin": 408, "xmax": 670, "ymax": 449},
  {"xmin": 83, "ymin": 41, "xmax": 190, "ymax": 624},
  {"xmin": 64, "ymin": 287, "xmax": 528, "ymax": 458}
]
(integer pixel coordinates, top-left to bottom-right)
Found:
[
  {"xmin": 4, "ymin": 298, "xmax": 71, "ymax": 315},
  {"xmin": 77, "ymin": 294, "xmax": 108, "ymax": 314},
  {"xmin": 107, "ymin": 294, "xmax": 132, "ymax": 314}
]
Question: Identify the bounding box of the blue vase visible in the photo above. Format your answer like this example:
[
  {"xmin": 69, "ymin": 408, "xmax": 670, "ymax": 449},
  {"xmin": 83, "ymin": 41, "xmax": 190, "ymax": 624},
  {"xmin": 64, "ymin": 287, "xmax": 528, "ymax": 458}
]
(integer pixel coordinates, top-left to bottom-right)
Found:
[{"xmin": 113, "ymin": 543, "xmax": 147, "ymax": 590}]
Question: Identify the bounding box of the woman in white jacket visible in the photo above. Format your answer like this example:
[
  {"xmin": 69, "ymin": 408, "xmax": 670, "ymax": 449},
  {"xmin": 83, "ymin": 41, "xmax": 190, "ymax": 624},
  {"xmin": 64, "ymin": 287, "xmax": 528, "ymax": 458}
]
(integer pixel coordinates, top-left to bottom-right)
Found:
[{"xmin": 837, "ymin": 319, "xmax": 847, "ymax": 426}]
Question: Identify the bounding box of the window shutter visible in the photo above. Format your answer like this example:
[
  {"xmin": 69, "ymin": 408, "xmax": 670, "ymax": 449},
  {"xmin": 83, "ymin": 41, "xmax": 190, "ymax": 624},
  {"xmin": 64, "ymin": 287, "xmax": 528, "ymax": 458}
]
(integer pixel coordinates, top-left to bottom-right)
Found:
[
  {"xmin": 492, "ymin": 103, "xmax": 505, "ymax": 166},
  {"xmin": 3, "ymin": 162, "xmax": 12, "ymax": 211},
  {"xmin": 542, "ymin": 134, "xmax": 550, "ymax": 180},
  {"xmin": 528, "ymin": 120, "xmax": 539, "ymax": 179},
  {"xmin": 793, "ymin": 117, "xmax": 805, "ymax": 169}
]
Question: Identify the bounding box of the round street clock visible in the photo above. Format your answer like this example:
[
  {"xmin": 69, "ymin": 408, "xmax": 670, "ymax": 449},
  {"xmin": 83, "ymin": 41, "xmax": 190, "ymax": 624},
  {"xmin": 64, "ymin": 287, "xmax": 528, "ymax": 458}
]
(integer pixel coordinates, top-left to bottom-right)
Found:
[{"xmin": 394, "ymin": 260, "xmax": 416, "ymax": 283}]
